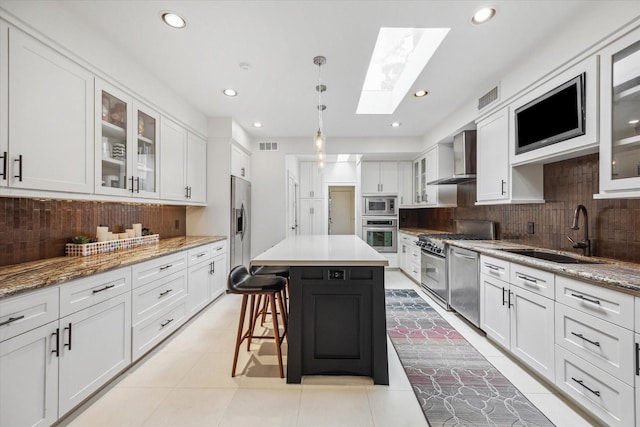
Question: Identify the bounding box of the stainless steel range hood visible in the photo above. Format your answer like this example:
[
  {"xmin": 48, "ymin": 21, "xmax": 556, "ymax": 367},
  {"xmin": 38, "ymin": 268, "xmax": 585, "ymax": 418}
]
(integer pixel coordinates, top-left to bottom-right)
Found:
[{"xmin": 428, "ymin": 130, "xmax": 477, "ymax": 185}]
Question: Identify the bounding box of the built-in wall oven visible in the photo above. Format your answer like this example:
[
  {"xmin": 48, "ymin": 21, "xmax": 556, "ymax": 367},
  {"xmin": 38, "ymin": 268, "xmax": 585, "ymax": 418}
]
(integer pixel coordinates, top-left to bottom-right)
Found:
[
  {"xmin": 363, "ymin": 197, "xmax": 396, "ymax": 216},
  {"xmin": 362, "ymin": 218, "xmax": 397, "ymax": 253}
]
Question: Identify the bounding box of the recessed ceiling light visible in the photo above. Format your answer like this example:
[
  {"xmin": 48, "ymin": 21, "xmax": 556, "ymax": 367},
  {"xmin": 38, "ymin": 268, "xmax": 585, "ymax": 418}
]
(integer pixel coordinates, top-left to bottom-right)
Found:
[
  {"xmin": 629, "ymin": 119, "xmax": 639, "ymax": 124},
  {"xmin": 223, "ymin": 89, "xmax": 237, "ymax": 97},
  {"xmin": 161, "ymin": 12, "xmax": 186, "ymax": 29},
  {"xmin": 471, "ymin": 7, "xmax": 496, "ymax": 24},
  {"xmin": 252, "ymin": 122, "xmax": 263, "ymax": 128},
  {"xmin": 356, "ymin": 27, "xmax": 449, "ymax": 115},
  {"xmin": 391, "ymin": 122, "xmax": 401, "ymax": 128},
  {"xmin": 414, "ymin": 90, "xmax": 428, "ymax": 97}
]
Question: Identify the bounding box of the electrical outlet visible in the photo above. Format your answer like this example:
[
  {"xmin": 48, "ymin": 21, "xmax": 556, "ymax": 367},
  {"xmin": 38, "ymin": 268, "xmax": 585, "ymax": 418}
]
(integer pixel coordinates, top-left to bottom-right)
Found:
[{"xmin": 527, "ymin": 222, "xmax": 534, "ymax": 234}]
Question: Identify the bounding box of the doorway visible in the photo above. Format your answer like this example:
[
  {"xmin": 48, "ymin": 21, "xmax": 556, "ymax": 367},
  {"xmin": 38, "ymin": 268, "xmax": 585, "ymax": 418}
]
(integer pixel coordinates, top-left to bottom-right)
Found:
[{"xmin": 328, "ymin": 186, "xmax": 355, "ymax": 235}]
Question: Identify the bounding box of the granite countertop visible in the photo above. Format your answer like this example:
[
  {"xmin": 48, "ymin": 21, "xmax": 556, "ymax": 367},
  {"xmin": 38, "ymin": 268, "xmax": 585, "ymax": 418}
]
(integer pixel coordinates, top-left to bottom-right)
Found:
[
  {"xmin": 251, "ymin": 235, "xmax": 388, "ymax": 267},
  {"xmin": 398, "ymin": 227, "xmax": 640, "ymax": 296},
  {"xmin": 0, "ymin": 236, "xmax": 226, "ymax": 299}
]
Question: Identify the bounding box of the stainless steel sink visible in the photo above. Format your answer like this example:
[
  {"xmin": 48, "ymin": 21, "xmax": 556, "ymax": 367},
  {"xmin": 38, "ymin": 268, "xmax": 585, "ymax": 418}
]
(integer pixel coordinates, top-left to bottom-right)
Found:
[{"xmin": 499, "ymin": 249, "xmax": 602, "ymax": 264}]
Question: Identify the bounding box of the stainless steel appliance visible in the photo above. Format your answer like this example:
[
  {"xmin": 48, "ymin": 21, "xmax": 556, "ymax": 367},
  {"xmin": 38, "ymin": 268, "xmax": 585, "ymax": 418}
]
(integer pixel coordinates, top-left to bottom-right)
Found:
[
  {"xmin": 362, "ymin": 218, "xmax": 397, "ymax": 253},
  {"xmin": 363, "ymin": 196, "xmax": 396, "ymax": 216},
  {"xmin": 448, "ymin": 246, "xmax": 480, "ymax": 327},
  {"xmin": 416, "ymin": 220, "xmax": 495, "ymax": 318},
  {"xmin": 428, "ymin": 130, "xmax": 477, "ymax": 185},
  {"xmin": 230, "ymin": 176, "xmax": 251, "ymax": 267}
]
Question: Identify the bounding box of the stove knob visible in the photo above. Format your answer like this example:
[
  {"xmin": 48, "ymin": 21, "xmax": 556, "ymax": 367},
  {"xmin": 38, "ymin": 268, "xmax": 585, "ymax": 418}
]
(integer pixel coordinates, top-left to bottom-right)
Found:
[{"xmin": 436, "ymin": 247, "xmax": 442, "ymax": 254}]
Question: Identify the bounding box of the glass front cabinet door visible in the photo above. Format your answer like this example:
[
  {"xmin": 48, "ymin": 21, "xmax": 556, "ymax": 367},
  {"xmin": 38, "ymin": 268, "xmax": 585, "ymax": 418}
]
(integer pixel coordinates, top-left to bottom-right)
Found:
[
  {"xmin": 599, "ymin": 28, "xmax": 640, "ymax": 196},
  {"xmin": 95, "ymin": 80, "xmax": 159, "ymax": 198}
]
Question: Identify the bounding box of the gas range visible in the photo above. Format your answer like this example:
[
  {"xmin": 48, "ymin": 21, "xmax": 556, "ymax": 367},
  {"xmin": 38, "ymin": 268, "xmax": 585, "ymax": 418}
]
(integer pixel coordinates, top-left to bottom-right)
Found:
[{"xmin": 416, "ymin": 233, "xmax": 487, "ymax": 257}]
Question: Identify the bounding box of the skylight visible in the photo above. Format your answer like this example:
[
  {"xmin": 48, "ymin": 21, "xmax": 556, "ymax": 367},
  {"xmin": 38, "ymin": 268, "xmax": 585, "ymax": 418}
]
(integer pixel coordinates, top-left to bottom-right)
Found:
[{"xmin": 356, "ymin": 27, "xmax": 449, "ymax": 115}]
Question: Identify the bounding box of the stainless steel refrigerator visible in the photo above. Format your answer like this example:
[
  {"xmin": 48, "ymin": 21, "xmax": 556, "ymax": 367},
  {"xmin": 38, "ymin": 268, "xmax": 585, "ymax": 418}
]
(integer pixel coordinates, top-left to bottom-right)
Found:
[{"xmin": 230, "ymin": 176, "xmax": 251, "ymax": 268}]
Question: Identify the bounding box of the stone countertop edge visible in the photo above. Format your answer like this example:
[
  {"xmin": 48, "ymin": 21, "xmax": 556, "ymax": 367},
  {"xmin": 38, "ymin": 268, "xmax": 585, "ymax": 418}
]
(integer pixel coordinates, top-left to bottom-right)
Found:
[{"xmin": 0, "ymin": 236, "xmax": 226, "ymax": 299}]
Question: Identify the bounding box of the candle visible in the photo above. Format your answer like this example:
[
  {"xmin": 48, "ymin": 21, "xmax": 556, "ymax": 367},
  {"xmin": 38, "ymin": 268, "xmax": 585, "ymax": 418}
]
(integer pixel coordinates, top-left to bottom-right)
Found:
[
  {"xmin": 118, "ymin": 233, "xmax": 128, "ymax": 240},
  {"xmin": 96, "ymin": 226, "xmax": 109, "ymax": 242},
  {"xmin": 133, "ymin": 223, "xmax": 142, "ymax": 237},
  {"xmin": 126, "ymin": 228, "xmax": 135, "ymax": 238}
]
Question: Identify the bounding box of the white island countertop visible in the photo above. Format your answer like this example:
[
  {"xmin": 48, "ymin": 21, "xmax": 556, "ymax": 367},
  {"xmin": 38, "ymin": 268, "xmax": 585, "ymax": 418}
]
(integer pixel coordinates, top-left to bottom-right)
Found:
[{"xmin": 251, "ymin": 235, "xmax": 389, "ymax": 267}]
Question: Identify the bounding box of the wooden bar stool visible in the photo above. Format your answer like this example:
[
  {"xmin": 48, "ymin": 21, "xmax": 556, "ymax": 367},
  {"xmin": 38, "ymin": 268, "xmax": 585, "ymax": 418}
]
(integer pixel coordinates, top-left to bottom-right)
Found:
[
  {"xmin": 250, "ymin": 266, "xmax": 290, "ymax": 326},
  {"xmin": 227, "ymin": 265, "xmax": 288, "ymax": 378}
]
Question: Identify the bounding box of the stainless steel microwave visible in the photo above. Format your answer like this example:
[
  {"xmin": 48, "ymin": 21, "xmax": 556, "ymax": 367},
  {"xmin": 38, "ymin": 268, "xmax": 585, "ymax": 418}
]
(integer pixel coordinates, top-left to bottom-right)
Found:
[{"xmin": 363, "ymin": 197, "xmax": 396, "ymax": 216}]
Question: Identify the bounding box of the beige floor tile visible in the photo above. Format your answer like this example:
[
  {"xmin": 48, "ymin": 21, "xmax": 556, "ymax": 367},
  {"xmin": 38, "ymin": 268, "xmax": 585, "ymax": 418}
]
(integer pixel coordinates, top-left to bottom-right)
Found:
[
  {"xmin": 219, "ymin": 388, "xmax": 302, "ymax": 426},
  {"xmin": 117, "ymin": 350, "xmax": 201, "ymax": 388},
  {"xmin": 178, "ymin": 351, "xmax": 247, "ymax": 388},
  {"xmin": 367, "ymin": 389, "xmax": 429, "ymax": 427},
  {"xmin": 297, "ymin": 388, "xmax": 374, "ymax": 427},
  {"xmin": 142, "ymin": 388, "xmax": 237, "ymax": 427}
]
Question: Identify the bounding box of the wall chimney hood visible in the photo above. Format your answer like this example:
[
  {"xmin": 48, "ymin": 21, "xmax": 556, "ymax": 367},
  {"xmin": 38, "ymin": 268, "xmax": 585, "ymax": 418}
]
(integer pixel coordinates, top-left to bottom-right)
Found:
[{"xmin": 428, "ymin": 130, "xmax": 476, "ymax": 185}]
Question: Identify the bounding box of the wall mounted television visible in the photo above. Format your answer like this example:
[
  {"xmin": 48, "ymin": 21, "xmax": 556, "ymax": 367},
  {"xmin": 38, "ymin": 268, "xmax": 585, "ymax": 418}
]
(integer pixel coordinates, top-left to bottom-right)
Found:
[{"xmin": 514, "ymin": 73, "xmax": 586, "ymax": 155}]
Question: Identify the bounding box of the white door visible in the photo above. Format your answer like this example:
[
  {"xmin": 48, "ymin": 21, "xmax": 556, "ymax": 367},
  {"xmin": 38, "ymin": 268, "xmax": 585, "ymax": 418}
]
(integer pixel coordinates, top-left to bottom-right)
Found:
[
  {"xmin": 58, "ymin": 293, "xmax": 131, "ymax": 416},
  {"xmin": 299, "ymin": 198, "xmax": 323, "ymax": 235},
  {"xmin": 480, "ymin": 274, "xmax": 510, "ymax": 349},
  {"xmin": 0, "ymin": 322, "xmax": 59, "ymax": 427},
  {"xmin": 159, "ymin": 118, "xmax": 187, "ymax": 201},
  {"xmin": 187, "ymin": 262, "xmax": 211, "ymax": 316},
  {"xmin": 477, "ymin": 108, "xmax": 509, "ymax": 202},
  {"xmin": 378, "ymin": 162, "xmax": 398, "ymax": 194},
  {"xmin": 187, "ymin": 132, "xmax": 207, "ymax": 203},
  {"xmin": 209, "ymin": 252, "xmax": 227, "ymax": 301},
  {"xmin": 361, "ymin": 162, "xmax": 380, "ymax": 194},
  {"xmin": 328, "ymin": 186, "xmax": 354, "ymax": 235},
  {"xmin": 287, "ymin": 172, "xmax": 299, "ymax": 237}
]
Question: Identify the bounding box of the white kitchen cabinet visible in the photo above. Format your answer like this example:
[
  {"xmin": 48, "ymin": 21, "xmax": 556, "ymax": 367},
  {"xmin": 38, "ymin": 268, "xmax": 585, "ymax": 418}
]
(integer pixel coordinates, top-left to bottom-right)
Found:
[
  {"xmin": 132, "ymin": 297, "xmax": 187, "ymax": 361},
  {"xmin": 299, "ymin": 198, "xmax": 324, "ymax": 235},
  {"xmin": 481, "ymin": 271, "xmax": 511, "ymax": 349},
  {"xmin": 58, "ymin": 291, "xmax": 131, "ymax": 415},
  {"xmin": 95, "ymin": 80, "xmax": 160, "ymax": 199},
  {"xmin": 159, "ymin": 117, "xmax": 206, "ymax": 204},
  {"xmin": 186, "ymin": 241, "xmax": 227, "ymax": 316},
  {"xmin": 231, "ymin": 144, "xmax": 251, "ymax": 181},
  {"xmin": 361, "ymin": 161, "xmax": 398, "ymax": 195},
  {"xmin": 1, "ymin": 26, "xmax": 93, "ymax": 194},
  {"xmin": 0, "ymin": 321, "xmax": 60, "ymax": 427},
  {"xmin": 424, "ymin": 145, "xmax": 456, "ymax": 207},
  {"xmin": 636, "ymin": 332, "xmax": 640, "ymax": 427},
  {"xmin": 208, "ymin": 250, "xmax": 227, "ymax": 301},
  {"xmin": 597, "ymin": 27, "xmax": 640, "ymax": 198},
  {"xmin": 133, "ymin": 270, "xmax": 187, "ymax": 324},
  {"xmin": 398, "ymin": 161, "xmax": 413, "ymax": 207},
  {"xmin": 299, "ymin": 161, "xmax": 323, "ymax": 198}
]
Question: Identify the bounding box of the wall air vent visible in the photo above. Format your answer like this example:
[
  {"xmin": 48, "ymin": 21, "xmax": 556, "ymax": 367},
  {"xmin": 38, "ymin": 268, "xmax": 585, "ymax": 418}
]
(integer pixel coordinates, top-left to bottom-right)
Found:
[
  {"xmin": 259, "ymin": 141, "xmax": 278, "ymax": 151},
  {"xmin": 478, "ymin": 85, "xmax": 499, "ymax": 110}
]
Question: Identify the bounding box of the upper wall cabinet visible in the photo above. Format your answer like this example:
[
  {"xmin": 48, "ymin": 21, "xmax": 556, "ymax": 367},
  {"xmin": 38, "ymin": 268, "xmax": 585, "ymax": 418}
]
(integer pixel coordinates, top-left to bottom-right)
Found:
[
  {"xmin": 398, "ymin": 161, "xmax": 413, "ymax": 207},
  {"xmin": 299, "ymin": 161, "xmax": 323, "ymax": 199},
  {"xmin": 95, "ymin": 80, "xmax": 159, "ymax": 199},
  {"xmin": 1, "ymin": 26, "xmax": 93, "ymax": 194},
  {"xmin": 597, "ymin": 27, "xmax": 640, "ymax": 198},
  {"xmin": 412, "ymin": 147, "xmax": 456, "ymax": 207},
  {"xmin": 361, "ymin": 161, "xmax": 398, "ymax": 195},
  {"xmin": 231, "ymin": 144, "xmax": 251, "ymax": 181}
]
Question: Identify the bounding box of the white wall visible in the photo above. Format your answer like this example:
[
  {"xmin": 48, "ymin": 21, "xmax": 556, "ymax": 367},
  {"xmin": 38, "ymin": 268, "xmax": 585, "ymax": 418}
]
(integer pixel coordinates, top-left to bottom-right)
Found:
[{"xmin": 421, "ymin": 2, "xmax": 640, "ymax": 151}]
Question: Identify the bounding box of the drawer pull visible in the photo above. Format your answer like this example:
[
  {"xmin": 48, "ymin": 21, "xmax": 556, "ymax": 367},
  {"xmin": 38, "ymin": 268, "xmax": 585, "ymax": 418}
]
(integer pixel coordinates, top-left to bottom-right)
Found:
[
  {"xmin": 0, "ymin": 315, "xmax": 25, "ymax": 327},
  {"xmin": 516, "ymin": 274, "xmax": 538, "ymax": 285},
  {"xmin": 571, "ymin": 293, "xmax": 601, "ymax": 305},
  {"xmin": 51, "ymin": 328, "xmax": 60, "ymax": 357},
  {"xmin": 571, "ymin": 377, "xmax": 600, "ymax": 397},
  {"xmin": 159, "ymin": 264, "xmax": 173, "ymax": 271},
  {"xmin": 92, "ymin": 284, "xmax": 115, "ymax": 294},
  {"xmin": 571, "ymin": 332, "xmax": 600, "ymax": 347},
  {"xmin": 64, "ymin": 323, "xmax": 72, "ymax": 351},
  {"xmin": 159, "ymin": 289, "xmax": 173, "ymax": 297},
  {"xmin": 636, "ymin": 343, "xmax": 639, "ymax": 376},
  {"xmin": 215, "ymin": 247, "xmax": 224, "ymax": 252},
  {"xmin": 501, "ymin": 287, "xmax": 507, "ymax": 306},
  {"xmin": 196, "ymin": 253, "xmax": 207, "ymax": 258},
  {"xmin": 508, "ymin": 290, "xmax": 513, "ymax": 308},
  {"xmin": 160, "ymin": 318, "xmax": 174, "ymax": 328},
  {"xmin": 0, "ymin": 151, "xmax": 6, "ymax": 180},
  {"xmin": 209, "ymin": 261, "xmax": 215, "ymax": 275},
  {"xmin": 485, "ymin": 264, "xmax": 501, "ymax": 272}
]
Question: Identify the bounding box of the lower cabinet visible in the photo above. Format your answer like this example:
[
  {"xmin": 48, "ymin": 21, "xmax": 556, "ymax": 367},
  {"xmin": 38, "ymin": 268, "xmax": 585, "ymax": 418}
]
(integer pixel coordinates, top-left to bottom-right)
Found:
[
  {"xmin": 0, "ymin": 321, "xmax": 59, "ymax": 427},
  {"xmin": 299, "ymin": 198, "xmax": 324, "ymax": 235},
  {"xmin": 132, "ymin": 298, "xmax": 187, "ymax": 361}
]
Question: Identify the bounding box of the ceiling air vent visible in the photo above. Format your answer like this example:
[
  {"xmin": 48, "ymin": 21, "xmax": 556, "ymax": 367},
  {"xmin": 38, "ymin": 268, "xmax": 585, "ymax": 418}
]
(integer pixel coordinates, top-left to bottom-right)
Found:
[
  {"xmin": 259, "ymin": 141, "xmax": 278, "ymax": 151},
  {"xmin": 478, "ymin": 85, "xmax": 499, "ymax": 110}
]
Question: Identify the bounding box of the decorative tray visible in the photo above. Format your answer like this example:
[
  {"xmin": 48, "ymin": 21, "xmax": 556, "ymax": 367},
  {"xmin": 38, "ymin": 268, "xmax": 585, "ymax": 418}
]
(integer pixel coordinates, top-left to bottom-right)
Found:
[{"xmin": 66, "ymin": 234, "xmax": 159, "ymax": 257}]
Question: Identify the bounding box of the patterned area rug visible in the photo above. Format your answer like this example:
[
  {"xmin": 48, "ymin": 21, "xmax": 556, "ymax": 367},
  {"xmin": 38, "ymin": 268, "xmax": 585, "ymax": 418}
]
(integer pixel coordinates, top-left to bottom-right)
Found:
[{"xmin": 386, "ymin": 289, "xmax": 555, "ymax": 427}]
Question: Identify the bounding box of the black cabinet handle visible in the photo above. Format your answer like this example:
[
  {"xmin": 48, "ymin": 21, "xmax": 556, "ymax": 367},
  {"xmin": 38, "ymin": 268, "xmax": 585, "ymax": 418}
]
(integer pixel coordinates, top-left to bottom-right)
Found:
[
  {"xmin": 92, "ymin": 284, "xmax": 115, "ymax": 294},
  {"xmin": 571, "ymin": 332, "xmax": 600, "ymax": 347},
  {"xmin": 209, "ymin": 261, "xmax": 215, "ymax": 275},
  {"xmin": 185, "ymin": 186, "xmax": 190, "ymax": 199},
  {"xmin": 129, "ymin": 176, "xmax": 135, "ymax": 193},
  {"xmin": 517, "ymin": 274, "xmax": 538, "ymax": 284},
  {"xmin": 51, "ymin": 328, "xmax": 60, "ymax": 357},
  {"xmin": 508, "ymin": 290, "xmax": 514, "ymax": 308},
  {"xmin": 64, "ymin": 323, "xmax": 72, "ymax": 351},
  {"xmin": 0, "ymin": 151, "xmax": 6, "ymax": 180},
  {"xmin": 135, "ymin": 177, "xmax": 140, "ymax": 193},
  {"xmin": 196, "ymin": 252, "xmax": 207, "ymax": 258},
  {"xmin": 159, "ymin": 264, "xmax": 173, "ymax": 271},
  {"xmin": 571, "ymin": 293, "xmax": 601, "ymax": 305},
  {"xmin": 159, "ymin": 289, "xmax": 173, "ymax": 297},
  {"xmin": 160, "ymin": 318, "xmax": 174, "ymax": 328},
  {"xmin": 501, "ymin": 287, "xmax": 507, "ymax": 306},
  {"xmin": 14, "ymin": 155, "xmax": 22, "ymax": 181},
  {"xmin": 0, "ymin": 315, "xmax": 25, "ymax": 327},
  {"xmin": 571, "ymin": 377, "xmax": 600, "ymax": 396},
  {"xmin": 501, "ymin": 179, "xmax": 506, "ymax": 195},
  {"xmin": 636, "ymin": 342, "xmax": 639, "ymax": 376}
]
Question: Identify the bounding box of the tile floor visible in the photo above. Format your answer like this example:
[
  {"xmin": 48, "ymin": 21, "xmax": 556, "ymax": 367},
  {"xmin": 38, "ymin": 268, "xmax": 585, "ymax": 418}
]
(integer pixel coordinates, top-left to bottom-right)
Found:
[{"xmin": 59, "ymin": 271, "xmax": 598, "ymax": 427}]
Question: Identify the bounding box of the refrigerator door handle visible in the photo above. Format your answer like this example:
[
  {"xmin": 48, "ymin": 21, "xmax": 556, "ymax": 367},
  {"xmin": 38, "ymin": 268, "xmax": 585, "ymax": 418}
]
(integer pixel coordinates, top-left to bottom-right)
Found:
[{"xmin": 240, "ymin": 201, "xmax": 247, "ymax": 240}]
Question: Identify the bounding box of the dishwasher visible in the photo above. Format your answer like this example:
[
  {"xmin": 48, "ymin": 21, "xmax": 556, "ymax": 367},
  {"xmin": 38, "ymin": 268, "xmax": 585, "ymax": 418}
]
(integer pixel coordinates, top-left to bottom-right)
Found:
[{"xmin": 448, "ymin": 246, "xmax": 480, "ymax": 327}]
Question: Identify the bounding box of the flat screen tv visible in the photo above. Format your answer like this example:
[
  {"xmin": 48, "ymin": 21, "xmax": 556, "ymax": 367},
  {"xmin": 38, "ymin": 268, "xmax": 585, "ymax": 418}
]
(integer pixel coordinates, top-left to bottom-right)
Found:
[{"xmin": 514, "ymin": 73, "xmax": 585, "ymax": 155}]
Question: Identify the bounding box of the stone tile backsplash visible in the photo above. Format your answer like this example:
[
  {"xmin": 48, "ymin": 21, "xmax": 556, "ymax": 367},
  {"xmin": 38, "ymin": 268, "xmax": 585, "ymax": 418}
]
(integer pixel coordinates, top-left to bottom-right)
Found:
[
  {"xmin": 400, "ymin": 154, "xmax": 640, "ymax": 264},
  {"xmin": 0, "ymin": 199, "xmax": 186, "ymax": 267}
]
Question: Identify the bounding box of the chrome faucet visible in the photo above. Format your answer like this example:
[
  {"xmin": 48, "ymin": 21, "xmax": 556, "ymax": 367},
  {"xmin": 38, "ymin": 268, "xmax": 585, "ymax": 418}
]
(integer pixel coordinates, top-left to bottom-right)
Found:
[{"xmin": 567, "ymin": 204, "xmax": 591, "ymax": 256}]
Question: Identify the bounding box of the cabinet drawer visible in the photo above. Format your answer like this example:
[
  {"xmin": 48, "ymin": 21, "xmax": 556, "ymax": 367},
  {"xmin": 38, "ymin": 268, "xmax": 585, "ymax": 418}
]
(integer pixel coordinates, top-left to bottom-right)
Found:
[
  {"xmin": 132, "ymin": 252, "xmax": 188, "ymax": 288},
  {"xmin": 555, "ymin": 346, "xmax": 634, "ymax": 427},
  {"xmin": 132, "ymin": 270, "xmax": 187, "ymax": 326},
  {"xmin": 0, "ymin": 287, "xmax": 59, "ymax": 342},
  {"xmin": 556, "ymin": 276, "xmax": 634, "ymax": 330},
  {"xmin": 132, "ymin": 296, "xmax": 187, "ymax": 361},
  {"xmin": 60, "ymin": 268, "xmax": 131, "ymax": 317},
  {"xmin": 407, "ymin": 263, "xmax": 421, "ymax": 283},
  {"xmin": 408, "ymin": 246, "xmax": 421, "ymax": 265},
  {"xmin": 510, "ymin": 262, "xmax": 554, "ymax": 299},
  {"xmin": 480, "ymin": 255, "xmax": 510, "ymax": 282},
  {"xmin": 188, "ymin": 245, "xmax": 213, "ymax": 266},
  {"xmin": 399, "ymin": 233, "xmax": 415, "ymax": 245},
  {"xmin": 555, "ymin": 303, "xmax": 634, "ymax": 386}
]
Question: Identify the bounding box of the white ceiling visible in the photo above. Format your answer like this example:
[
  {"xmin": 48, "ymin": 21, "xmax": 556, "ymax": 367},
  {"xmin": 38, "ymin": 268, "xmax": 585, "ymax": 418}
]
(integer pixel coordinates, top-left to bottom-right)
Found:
[{"xmin": 60, "ymin": 0, "xmax": 591, "ymax": 139}]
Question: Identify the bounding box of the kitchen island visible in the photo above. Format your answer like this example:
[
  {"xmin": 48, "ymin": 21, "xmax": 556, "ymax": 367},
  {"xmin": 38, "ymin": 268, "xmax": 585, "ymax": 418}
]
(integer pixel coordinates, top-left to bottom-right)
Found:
[{"xmin": 251, "ymin": 235, "xmax": 389, "ymax": 384}]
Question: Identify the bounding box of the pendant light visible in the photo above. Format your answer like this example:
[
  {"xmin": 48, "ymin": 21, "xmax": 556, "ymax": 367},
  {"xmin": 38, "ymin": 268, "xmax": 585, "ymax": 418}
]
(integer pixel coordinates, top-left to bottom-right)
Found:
[{"xmin": 313, "ymin": 56, "xmax": 327, "ymax": 169}]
